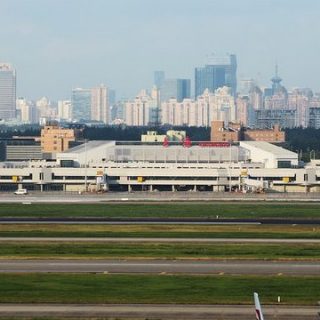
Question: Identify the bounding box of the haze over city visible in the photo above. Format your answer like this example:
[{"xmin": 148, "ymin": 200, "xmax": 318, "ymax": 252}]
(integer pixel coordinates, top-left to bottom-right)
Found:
[{"xmin": 1, "ymin": 0, "xmax": 319, "ymax": 100}]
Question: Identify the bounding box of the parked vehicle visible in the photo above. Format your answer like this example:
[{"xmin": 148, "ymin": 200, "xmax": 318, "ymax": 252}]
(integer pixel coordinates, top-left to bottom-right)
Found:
[{"xmin": 14, "ymin": 188, "xmax": 28, "ymax": 195}]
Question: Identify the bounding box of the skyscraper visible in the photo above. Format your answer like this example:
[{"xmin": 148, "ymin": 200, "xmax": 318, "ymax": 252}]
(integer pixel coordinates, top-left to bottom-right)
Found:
[
  {"xmin": 160, "ymin": 78, "xmax": 191, "ymax": 102},
  {"xmin": 195, "ymin": 54, "xmax": 237, "ymax": 98},
  {"xmin": 0, "ymin": 63, "xmax": 16, "ymax": 120},
  {"xmin": 154, "ymin": 71, "xmax": 165, "ymax": 89},
  {"xmin": 91, "ymin": 85, "xmax": 109, "ymax": 124},
  {"xmin": 71, "ymin": 88, "xmax": 91, "ymax": 121}
]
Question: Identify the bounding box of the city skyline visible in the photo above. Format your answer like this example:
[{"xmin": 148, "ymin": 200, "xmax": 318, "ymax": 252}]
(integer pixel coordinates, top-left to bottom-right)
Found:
[{"xmin": 0, "ymin": 0, "xmax": 320, "ymax": 100}]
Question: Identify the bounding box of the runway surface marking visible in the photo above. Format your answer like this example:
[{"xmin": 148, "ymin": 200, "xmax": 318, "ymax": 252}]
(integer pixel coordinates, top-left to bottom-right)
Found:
[
  {"xmin": 0, "ymin": 303, "xmax": 317, "ymax": 319},
  {"xmin": 1, "ymin": 192, "xmax": 320, "ymax": 204},
  {"xmin": 0, "ymin": 259, "xmax": 319, "ymax": 275}
]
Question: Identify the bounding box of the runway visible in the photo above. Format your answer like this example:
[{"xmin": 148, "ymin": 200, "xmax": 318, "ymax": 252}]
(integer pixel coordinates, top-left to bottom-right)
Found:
[
  {"xmin": 0, "ymin": 303, "xmax": 317, "ymax": 319},
  {"xmin": 1, "ymin": 217, "xmax": 320, "ymax": 224},
  {"xmin": 0, "ymin": 259, "xmax": 319, "ymax": 275},
  {"xmin": 0, "ymin": 237, "xmax": 320, "ymax": 244},
  {"xmin": 2, "ymin": 191, "xmax": 320, "ymax": 203}
]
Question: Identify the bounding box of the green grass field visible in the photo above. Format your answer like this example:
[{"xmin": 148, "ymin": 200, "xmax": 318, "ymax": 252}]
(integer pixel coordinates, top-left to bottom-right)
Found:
[
  {"xmin": 0, "ymin": 224, "xmax": 319, "ymax": 239},
  {"xmin": 0, "ymin": 273, "xmax": 319, "ymax": 305},
  {"xmin": 0, "ymin": 203, "xmax": 320, "ymax": 218},
  {"xmin": 0, "ymin": 202, "xmax": 318, "ymax": 315},
  {"xmin": 1, "ymin": 242, "xmax": 320, "ymax": 260}
]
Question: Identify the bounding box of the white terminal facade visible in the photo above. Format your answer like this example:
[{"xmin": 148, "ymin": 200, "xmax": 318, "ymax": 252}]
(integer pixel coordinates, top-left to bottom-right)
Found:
[{"xmin": 1, "ymin": 140, "xmax": 320, "ymax": 193}]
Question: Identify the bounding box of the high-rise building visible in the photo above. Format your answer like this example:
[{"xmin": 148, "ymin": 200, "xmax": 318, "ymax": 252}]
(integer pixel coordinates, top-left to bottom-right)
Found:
[
  {"xmin": 58, "ymin": 100, "xmax": 72, "ymax": 121},
  {"xmin": 71, "ymin": 88, "xmax": 91, "ymax": 121},
  {"xmin": 263, "ymin": 67, "xmax": 289, "ymax": 118},
  {"xmin": 195, "ymin": 54, "xmax": 237, "ymax": 98},
  {"xmin": 160, "ymin": 78, "xmax": 191, "ymax": 102},
  {"xmin": 237, "ymin": 95, "xmax": 249, "ymax": 126},
  {"xmin": 111, "ymin": 102, "xmax": 125, "ymax": 123},
  {"xmin": 249, "ymin": 86, "xmax": 263, "ymax": 110},
  {"xmin": 254, "ymin": 109, "xmax": 296, "ymax": 129},
  {"xmin": 36, "ymin": 96, "xmax": 57, "ymax": 120},
  {"xmin": 91, "ymin": 85, "xmax": 109, "ymax": 124},
  {"xmin": 309, "ymin": 107, "xmax": 320, "ymax": 129},
  {"xmin": 125, "ymin": 90, "xmax": 158, "ymax": 126},
  {"xmin": 239, "ymin": 79, "xmax": 255, "ymax": 95},
  {"xmin": 16, "ymin": 98, "xmax": 39, "ymax": 124},
  {"xmin": 161, "ymin": 98, "xmax": 196, "ymax": 126},
  {"xmin": 288, "ymin": 89, "xmax": 311, "ymax": 128},
  {"xmin": 161, "ymin": 87, "xmax": 236, "ymax": 127},
  {"xmin": 154, "ymin": 71, "xmax": 165, "ymax": 89},
  {"xmin": 264, "ymin": 91, "xmax": 288, "ymax": 110},
  {"xmin": 108, "ymin": 89, "xmax": 116, "ymax": 106},
  {"xmin": 150, "ymin": 86, "xmax": 161, "ymax": 126},
  {"xmin": 0, "ymin": 63, "xmax": 16, "ymax": 120}
]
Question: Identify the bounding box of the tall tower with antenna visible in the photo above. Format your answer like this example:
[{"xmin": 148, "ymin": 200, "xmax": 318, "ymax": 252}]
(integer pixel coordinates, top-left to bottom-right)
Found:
[{"xmin": 271, "ymin": 63, "xmax": 282, "ymax": 94}]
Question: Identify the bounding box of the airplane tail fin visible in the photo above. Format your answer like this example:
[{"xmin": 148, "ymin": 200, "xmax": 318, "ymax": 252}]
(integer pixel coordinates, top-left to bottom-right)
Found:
[{"xmin": 254, "ymin": 292, "xmax": 264, "ymax": 320}]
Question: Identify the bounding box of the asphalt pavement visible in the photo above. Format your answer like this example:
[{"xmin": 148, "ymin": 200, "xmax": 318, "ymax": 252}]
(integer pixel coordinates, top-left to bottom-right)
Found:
[
  {"xmin": 2, "ymin": 191, "xmax": 320, "ymax": 203},
  {"xmin": 0, "ymin": 259, "xmax": 319, "ymax": 275},
  {"xmin": 0, "ymin": 303, "xmax": 317, "ymax": 319}
]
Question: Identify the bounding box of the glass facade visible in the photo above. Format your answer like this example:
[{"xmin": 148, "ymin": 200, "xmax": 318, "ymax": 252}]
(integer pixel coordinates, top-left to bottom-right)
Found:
[
  {"xmin": 195, "ymin": 54, "xmax": 237, "ymax": 98},
  {"xmin": 71, "ymin": 88, "xmax": 91, "ymax": 121},
  {"xmin": 160, "ymin": 79, "xmax": 191, "ymax": 102}
]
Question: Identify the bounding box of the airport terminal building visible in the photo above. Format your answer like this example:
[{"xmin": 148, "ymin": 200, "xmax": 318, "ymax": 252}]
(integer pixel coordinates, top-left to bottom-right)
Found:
[{"xmin": 0, "ymin": 139, "xmax": 319, "ymax": 193}]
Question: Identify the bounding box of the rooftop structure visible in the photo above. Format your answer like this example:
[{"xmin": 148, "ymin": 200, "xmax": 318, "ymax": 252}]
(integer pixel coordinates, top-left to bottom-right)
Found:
[
  {"xmin": 141, "ymin": 130, "xmax": 186, "ymax": 143},
  {"xmin": 57, "ymin": 140, "xmax": 246, "ymax": 168},
  {"xmin": 240, "ymin": 141, "xmax": 298, "ymax": 169}
]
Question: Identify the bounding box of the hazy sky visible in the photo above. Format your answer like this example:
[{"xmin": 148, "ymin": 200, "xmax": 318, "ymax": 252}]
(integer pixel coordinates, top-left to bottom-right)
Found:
[{"xmin": 0, "ymin": 0, "xmax": 319, "ymax": 100}]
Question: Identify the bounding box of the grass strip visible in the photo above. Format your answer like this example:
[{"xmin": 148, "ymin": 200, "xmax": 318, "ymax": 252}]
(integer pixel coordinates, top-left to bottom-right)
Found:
[
  {"xmin": 0, "ymin": 273, "xmax": 319, "ymax": 305},
  {"xmin": 0, "ymin": 224, "xmax": 319, "ymax": 239},
  {"xmin": 0, "ymin": 203, "xmax": 319, "ymax": 218},
  {"xmin": 1, "ymin": 242, "xmax": 320, "ymax": 260}
]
